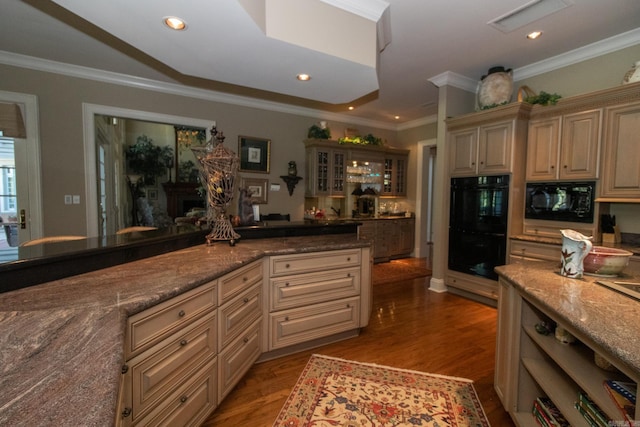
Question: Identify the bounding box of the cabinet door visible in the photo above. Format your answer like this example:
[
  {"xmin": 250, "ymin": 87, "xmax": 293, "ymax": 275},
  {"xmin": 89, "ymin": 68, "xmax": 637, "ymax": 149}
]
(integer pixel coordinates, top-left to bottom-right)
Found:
[
  {"xmin": 494, "ymin": 279, "xmax": 521, "ymax": 412},
  {"xmin": 449, "ymin": 128, "xmax": 478, "ymax": 176},
  {"xmin": 331, "ymin": 150, "xmax": 346, "ymax": 195},
  {"xmin": 478, "ymin": 120, "xmax": 512, "ymax": 175},
  {"xmin": 526, "ymin": 117, "xmax": 561, "ymax": 181},
  {"xmin": 313, "ymin": 148, "xmax": 330, "ymax": 195},
  {"xmin": 394, "ymin": 156, "xmax": 407, "ymax": 196},
  {"xmin": 601, "ymin": 102, "xmax": 640, "ymax": 198},
  {"xmin": 559, "ymin": 109, "xmax": 601, "ymax": 180}
]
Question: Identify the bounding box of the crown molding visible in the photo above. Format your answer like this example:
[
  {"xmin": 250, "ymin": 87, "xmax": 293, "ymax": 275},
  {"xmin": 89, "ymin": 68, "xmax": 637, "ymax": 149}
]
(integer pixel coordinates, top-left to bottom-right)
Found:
[
  {"xmin": 0, "ymin": 50, "xmax": 402, "ymax": 131},
  {"xmin": 427, "ymin": 71, "xmax": 477, "ymax": 92},
  {"xmin": 513, "ymin": 27, "xmax": 640, "ymax": 81}
]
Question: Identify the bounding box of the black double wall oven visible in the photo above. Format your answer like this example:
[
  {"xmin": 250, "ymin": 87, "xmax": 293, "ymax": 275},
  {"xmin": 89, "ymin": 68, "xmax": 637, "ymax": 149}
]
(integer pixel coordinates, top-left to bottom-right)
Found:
[{"xmin": 448, "ymin": 175, "xmax": 509, "ymax": 281}]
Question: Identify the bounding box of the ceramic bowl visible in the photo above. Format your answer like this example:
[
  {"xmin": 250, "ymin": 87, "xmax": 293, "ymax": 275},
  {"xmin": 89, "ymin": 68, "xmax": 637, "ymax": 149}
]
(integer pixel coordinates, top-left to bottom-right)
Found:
[{"xmin": 583, "ymin": 246, "xmax": 633, "ymax": 276}]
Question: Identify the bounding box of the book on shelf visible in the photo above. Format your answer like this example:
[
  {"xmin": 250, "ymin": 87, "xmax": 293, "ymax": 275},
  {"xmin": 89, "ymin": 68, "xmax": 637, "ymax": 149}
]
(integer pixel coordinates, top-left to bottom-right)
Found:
[
  {"xmin": 604, "ymin": 379, "xmax": 636, "ymax": 426},
  {"xmin": 575, "ymin": 403, "xmax": 601, "ymax": 427},
  {"xmin": 576, "ymin": 392, "xmax": 610, "ymax": 427},
  {"xmin": 533, "ymin": 400, "xmax": 553, "ymax": 427},
  {"xmin": 533, "ymin": 397, "xmax": 570, "ymax": 427}
]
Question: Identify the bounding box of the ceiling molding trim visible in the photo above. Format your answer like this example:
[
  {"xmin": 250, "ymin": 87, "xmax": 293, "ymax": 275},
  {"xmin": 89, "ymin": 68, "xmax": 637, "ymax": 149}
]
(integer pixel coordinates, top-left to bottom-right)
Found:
[
  {"xmin": 397, "ymin": 114, "xmax": 438, "ymax": 131},
  {"xmin": 427, "ymin": 71, "xmax": 477, "ymax": 93},
  {"xmin": 513, "ymin": 27, "xmax": 640, "ymax": 81},
  {"xmin": 0, "ymin": 50, "xmax": 398, "ymax": 131}
]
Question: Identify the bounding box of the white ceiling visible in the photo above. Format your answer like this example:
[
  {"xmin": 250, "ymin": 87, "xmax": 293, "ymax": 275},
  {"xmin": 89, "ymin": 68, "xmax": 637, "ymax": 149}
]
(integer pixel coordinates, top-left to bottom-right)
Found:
[{"xmin": 1, "ymin": 0, "xmax": 640, "ymax": 125}]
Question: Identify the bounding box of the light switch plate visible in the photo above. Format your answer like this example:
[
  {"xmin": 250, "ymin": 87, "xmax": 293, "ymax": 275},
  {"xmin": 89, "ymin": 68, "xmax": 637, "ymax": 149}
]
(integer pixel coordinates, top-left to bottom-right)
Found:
[
  {"xmin": 64, "ymin": 195, "xmax": 72, "ymax": 205},
  {"xmin": 72, "ymin": 195, "xmax": 80, "ymax": 204}
]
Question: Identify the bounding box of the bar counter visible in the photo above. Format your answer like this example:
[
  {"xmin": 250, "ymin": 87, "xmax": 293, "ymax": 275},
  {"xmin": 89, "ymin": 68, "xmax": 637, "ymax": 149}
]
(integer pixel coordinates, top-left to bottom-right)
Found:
[{"xmin": 0, "ymin": 234, "xmax": 369, "ymax": 426}]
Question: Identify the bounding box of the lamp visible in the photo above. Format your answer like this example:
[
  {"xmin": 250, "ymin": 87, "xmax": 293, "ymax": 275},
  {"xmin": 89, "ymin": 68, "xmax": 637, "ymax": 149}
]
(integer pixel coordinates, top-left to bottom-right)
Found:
[{"xmin": 0, "ymin": 103, "xmax": 26, "ymax": 138}]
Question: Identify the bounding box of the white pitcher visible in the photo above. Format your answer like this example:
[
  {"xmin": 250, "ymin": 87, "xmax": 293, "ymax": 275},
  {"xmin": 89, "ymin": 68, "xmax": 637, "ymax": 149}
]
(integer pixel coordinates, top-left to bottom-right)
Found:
[{"xmin": 560, "ymin": 229, "xmax": 593, "ymax": 278}]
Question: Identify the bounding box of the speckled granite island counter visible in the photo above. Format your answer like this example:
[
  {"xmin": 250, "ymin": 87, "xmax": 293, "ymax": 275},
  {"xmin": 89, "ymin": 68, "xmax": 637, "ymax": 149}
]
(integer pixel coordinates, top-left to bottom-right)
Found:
[
  {"xmin": 0, "ymin": 235, "xmax": 371, "ymax": 426},
  {"xmin": 494, "ymin": 262, "xmax": 640, "ymax": 425}
]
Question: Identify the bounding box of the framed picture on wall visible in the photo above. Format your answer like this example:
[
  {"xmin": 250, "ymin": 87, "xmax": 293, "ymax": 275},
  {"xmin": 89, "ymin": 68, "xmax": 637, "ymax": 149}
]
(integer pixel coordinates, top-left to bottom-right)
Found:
[
  {"xmin": 241, "ymin": 177, "xmax": 269, "ymax": 204},
  {"xmin": 239, "ymin": 136, "xmax": 270, "ymax": 173}
]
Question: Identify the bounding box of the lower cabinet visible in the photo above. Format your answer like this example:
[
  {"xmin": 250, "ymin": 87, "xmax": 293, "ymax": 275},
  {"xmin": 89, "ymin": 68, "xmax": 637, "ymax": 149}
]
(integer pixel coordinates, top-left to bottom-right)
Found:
[
  {"xmin": 118, "ymin": 248, "xmax": 371, "ymax": 426},
  {"xmin": 509, "ymin": 239, "xmax": 561, "ymax": 264},
  {"xmin": 358, "ymin": 218, "xmax": 414, "ymax": 262},
  {"xmin": 497, "ymin": 277, "xmax": 640, "ymax": 426}
]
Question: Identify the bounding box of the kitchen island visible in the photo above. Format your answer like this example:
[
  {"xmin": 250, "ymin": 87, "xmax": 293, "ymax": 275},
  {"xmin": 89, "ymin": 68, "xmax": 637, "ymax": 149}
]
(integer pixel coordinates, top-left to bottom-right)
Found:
[
  {"xmin": 495, "ymin": 262, "xmax": 640, "ymax": 425},
  {"xmin": 0, "ymin": 234, "xmax": 371, "ymax": 426}
]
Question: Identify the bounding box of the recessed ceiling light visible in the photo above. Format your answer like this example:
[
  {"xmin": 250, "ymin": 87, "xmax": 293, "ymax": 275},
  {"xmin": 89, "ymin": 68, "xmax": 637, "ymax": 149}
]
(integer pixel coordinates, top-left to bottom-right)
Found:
[
  {"xmin": 348, "ymin": 106, "xmax": 355, "ymax": 111},
  {"xmin": 527, "ymin": 31, "xmax": 542, "ymax": 40},
  {"xmin": 163, "ymin": 16, "xmax": 187, "ymax": 31},
  {"xmin": 394, "ymin": 115, "xmax": 400, "ymax": 120},
  {"xmin": 296, "ymin": 74, "xmax": 311, "ymax": 81}
]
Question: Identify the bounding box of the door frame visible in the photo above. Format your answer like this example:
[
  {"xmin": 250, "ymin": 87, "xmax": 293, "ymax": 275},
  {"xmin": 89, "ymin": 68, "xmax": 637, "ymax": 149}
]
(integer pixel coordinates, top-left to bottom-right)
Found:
[
  {"xmin": 82, "ymin": 104, "xmax": 213, "ymax": 237},
  {"xmin": 414, "ymin": 138, "xmax": 436, "ymax": 258},
  {"xmin": 0, "ymin": 90, "xmax": 43, "ymax": 243}
]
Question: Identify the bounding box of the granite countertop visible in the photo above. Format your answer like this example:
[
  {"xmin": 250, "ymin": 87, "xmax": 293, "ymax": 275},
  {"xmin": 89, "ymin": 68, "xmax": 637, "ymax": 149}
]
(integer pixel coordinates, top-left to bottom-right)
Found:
[
  {"xmin": 495, "ymin": 262, "xmax": 640, "ymax": 379},
  {"xmin": 0, "ymin": 235, "xmax": 369, "ymax": 426}
]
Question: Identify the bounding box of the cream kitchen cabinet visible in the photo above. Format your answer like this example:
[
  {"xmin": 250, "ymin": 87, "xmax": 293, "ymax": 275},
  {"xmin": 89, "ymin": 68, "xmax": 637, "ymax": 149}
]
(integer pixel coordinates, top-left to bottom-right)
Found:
[
  {"xmin": 447, "ymin": 102, "xmax": 531, "ymax": 178},
  {"xmin": 120, "ymin": 281, "xmax": 218, "ymax": 426},
  {"xmin": 216, "ymin": 260, "xmax": 263, "ymax": 403},
  {"xmin": 304, "ymin": 140, "xmax": 346, "ymax": 197},
  {"xmin": 265, "ymin": 248, "xmax": 371, "ymax": 354},
  {"xmin": 509, "ymin": 239, "xmax": 560, "ymax": 264},
  {"xmin": 526, "ymin": 109, "xmax": 601, "ymax": 181},
  {"xmin": 600, "ymin": 100, "xmax": 640, "ymax": 200},
  {"xmin": 496, "ymin": 274, "xmax": 640, "ymax": 426}
]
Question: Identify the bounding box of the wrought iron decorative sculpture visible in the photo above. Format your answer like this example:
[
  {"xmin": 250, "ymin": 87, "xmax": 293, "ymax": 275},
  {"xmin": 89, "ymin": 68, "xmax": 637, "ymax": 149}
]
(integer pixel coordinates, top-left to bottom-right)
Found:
[{"xmin": 191, "ymin": 124, "xmax": 240, "ymax": 245}]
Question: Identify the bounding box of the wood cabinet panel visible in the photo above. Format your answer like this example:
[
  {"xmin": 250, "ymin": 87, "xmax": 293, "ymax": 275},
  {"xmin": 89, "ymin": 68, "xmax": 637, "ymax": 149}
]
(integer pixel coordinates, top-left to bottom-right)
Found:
[
  {"xmin": 217, "ymin": 283, "xmax": 261, "ymax": 349},
  {"xmin": 560, "ymin": 110, "xmax": 601, "ymax": 179},
  {"xmin": 601, "ymin": 102, "xmax": 640, "ymax": 199},
  {"xmin": 217, "ymin": 260, "xmax": 262, "ymax": 306},
  {"xmin": 270, "ymin": 267, "xmax": 360, "ymax": 311},
  {"xmin": 269, "ymin": 249, "xmax": 361, "ymax": 277},
  {"xmin": 478, "ymin": 120, "xmax": 513, "ymax": 175},
  {"xmin": 135, "ymin": 358, "xmax": 217, "ymax": 427},
  {"xmin": 449, "ymin": 129, "xmax": 478, "ymax": 176},
  {"xmin": 125, "ymin": 311, "xmax": 217, "ymax": 424},
  {"xmin": 269, "ymin": 297, "xmax": 360, "ymax": 350},
  {"xmin": 126, "ymin": 281, "xmax": 217, "ymax": 359},
  {"xmin": 526, "ymin": 117, "xmax": 560, "ymax": 181},
  {"xmin": 217, "ymin": 319, "xmax": 262, "ymax": 402}
]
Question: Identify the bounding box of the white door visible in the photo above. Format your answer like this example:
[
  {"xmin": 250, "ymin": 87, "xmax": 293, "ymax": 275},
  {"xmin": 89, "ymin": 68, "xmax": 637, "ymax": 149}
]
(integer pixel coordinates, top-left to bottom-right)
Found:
[{"xmin": 0, "ymin": 91, "xmax": 42, "ymax": 259}]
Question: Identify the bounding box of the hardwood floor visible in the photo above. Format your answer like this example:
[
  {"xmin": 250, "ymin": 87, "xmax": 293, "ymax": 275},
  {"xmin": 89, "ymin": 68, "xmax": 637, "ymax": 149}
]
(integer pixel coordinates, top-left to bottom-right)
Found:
[{"xmin": 203, "ymin": 262, "xmax": 514, "ymax": 426}]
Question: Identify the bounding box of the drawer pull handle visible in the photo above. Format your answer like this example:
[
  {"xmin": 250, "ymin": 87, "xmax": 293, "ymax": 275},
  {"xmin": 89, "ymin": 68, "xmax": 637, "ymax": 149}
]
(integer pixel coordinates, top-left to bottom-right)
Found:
[
  {"xmin": 347, "ymin": 273, "xmax": 351, "ymax": 277},
  {"xmin": 347, "ymin": 257, "xmax": 351, "ymax": 261},
  {"xmin": 243, "ymin": 337, "xmax": 249, "ymax": 344},
  {"xmin": 178, "ymin": 310, "xmax": 186, "ymax": 317},
  {"xmin": 243, "ymin": 276, "xmax": 248, "ymax": 282},
  {"xmin": 180, "ymin": 395, "xmax": 188, "ymax": 404},
  {"xmin": 180, "ymin": 339, "xmax": 188, "ymax": 346},
  {"xmin": 285, "ymin": 316, "xmax": 289, "ymax": 321},
  {"xmin": 346, "ymin": 304, "xmax": 350, "ymax": 308},
  {"xmin": 285, "ymin": 282, "xmax": 290, "ymax": 287},
  {"xmin": 243, "ymin": 297, "xmax": 249, "ymax": 304},
  {"xmin": 122, "ymin": 407, "xmax": 132, "ymax": 418},
  {"xmin": 285, "ymin": 263, "xmax": 290, "ymax": 268}
]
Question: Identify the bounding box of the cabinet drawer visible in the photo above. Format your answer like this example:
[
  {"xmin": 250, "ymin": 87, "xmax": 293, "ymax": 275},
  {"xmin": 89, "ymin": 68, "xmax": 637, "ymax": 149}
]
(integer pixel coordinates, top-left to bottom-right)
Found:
[
  {"xmin": 218, "ymin": 259, "xmax": 263, "ymax": 306},
  {"xmin": 218, "ymin": 283, "xmax": 262, "ymax": 349},
  {"xmin": 134, "ymin": 357, "xmax": 217, "ymax": 427},
  {"xmin": 269, "ymin": 249, "xmax": 361, "ymax": 277},
  {"xmin": 523, "ymin": 221, "xmax": 593, "ymax": 240},
  {"xmin": 270, "ymin": 267, "xmax": 360, "ymax": 311},
  {"xmin": 446, "ymin": 271, "xmax": 498, "ymax": 300},
  {"xmin": 126, "ymin": 281, "xmax": 217, "ymax": 358},
  {"xmin": 218, "ymin": 319, "xmax": 262, "ymax": 403},
  {"xmin": 269, "ymin": 297, "xmax": 360, "ymax": 350},
  {"xmin": 510, "ymin": 240, "xmax": 561, "ymax": 262},
  {"xmin": 127, "ymin": 311, "xmax": 217, "ymax": 423}
]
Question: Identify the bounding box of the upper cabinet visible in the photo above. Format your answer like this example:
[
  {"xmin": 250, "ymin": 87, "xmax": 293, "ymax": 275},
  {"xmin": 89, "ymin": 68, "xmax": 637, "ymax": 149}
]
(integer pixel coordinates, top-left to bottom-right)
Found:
[
  {"xmin": 447, "ymin": 103, "xmax": 530, "ymax": 177},
  {"xmin": 526, "ymin": 109, "xmax": 601, "ymax": 181},
  {"xmin": 600, "ymin": 100, "xmax": 640, "ymax": 200},
  {"xmin": 305, "ymin": 143, "xmax": 346, "ymax": 197},
  {"xmin": 304, "ymin": 140, "xmax": 409, "ymax": 198}
]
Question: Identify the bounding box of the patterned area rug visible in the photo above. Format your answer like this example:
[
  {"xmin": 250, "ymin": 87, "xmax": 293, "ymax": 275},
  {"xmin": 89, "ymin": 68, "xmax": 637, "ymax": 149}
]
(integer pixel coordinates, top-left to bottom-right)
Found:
[
  {"xmin": 372, "ymin": 259, "xmax": 432, "ymax": 286},
  {"xmin": 273, "ymin": 354, "xmax": 489, "ymax": 427}
]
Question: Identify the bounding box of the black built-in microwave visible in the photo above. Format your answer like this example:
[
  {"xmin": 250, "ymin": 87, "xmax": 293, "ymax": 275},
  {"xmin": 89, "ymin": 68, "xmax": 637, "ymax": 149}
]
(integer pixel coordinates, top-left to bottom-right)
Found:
[{"xmin": 524, "ymin": 181, "xmax": 595, "ymax": 223}]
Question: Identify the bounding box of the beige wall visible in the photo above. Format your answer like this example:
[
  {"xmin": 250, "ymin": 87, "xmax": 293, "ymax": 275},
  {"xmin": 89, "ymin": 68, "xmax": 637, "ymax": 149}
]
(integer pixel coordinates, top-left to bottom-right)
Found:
[{"xmin": 0, "ymin": 63, "xmax": 403, "ymax": 236}]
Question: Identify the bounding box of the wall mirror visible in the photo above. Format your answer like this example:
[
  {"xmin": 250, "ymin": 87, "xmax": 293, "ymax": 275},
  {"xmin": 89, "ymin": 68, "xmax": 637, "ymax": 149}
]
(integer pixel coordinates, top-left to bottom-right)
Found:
[{"xmin": 84, "ymin": 104, "xmax": 214, "ymax": 238}]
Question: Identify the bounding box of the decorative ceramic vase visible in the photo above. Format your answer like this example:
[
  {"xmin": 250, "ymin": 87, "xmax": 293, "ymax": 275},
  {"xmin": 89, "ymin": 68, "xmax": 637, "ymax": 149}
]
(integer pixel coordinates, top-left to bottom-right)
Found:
[
  {"xmin": 478, "ymin": 66, "xmax": 513, "ymax": 109},
  {"xmin": 622, "ymin": 60, "xmax": 640, "ymax": 85},
  {"xmin": 560, "ymin": 229, "xmax": 593, "ymax": 278}
]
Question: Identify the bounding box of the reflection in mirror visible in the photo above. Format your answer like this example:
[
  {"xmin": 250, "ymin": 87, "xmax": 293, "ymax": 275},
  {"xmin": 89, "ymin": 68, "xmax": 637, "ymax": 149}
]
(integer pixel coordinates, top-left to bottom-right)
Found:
[{"xmin": 95, "ymin": 115, "xmax": 206, "ymax": 238}]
